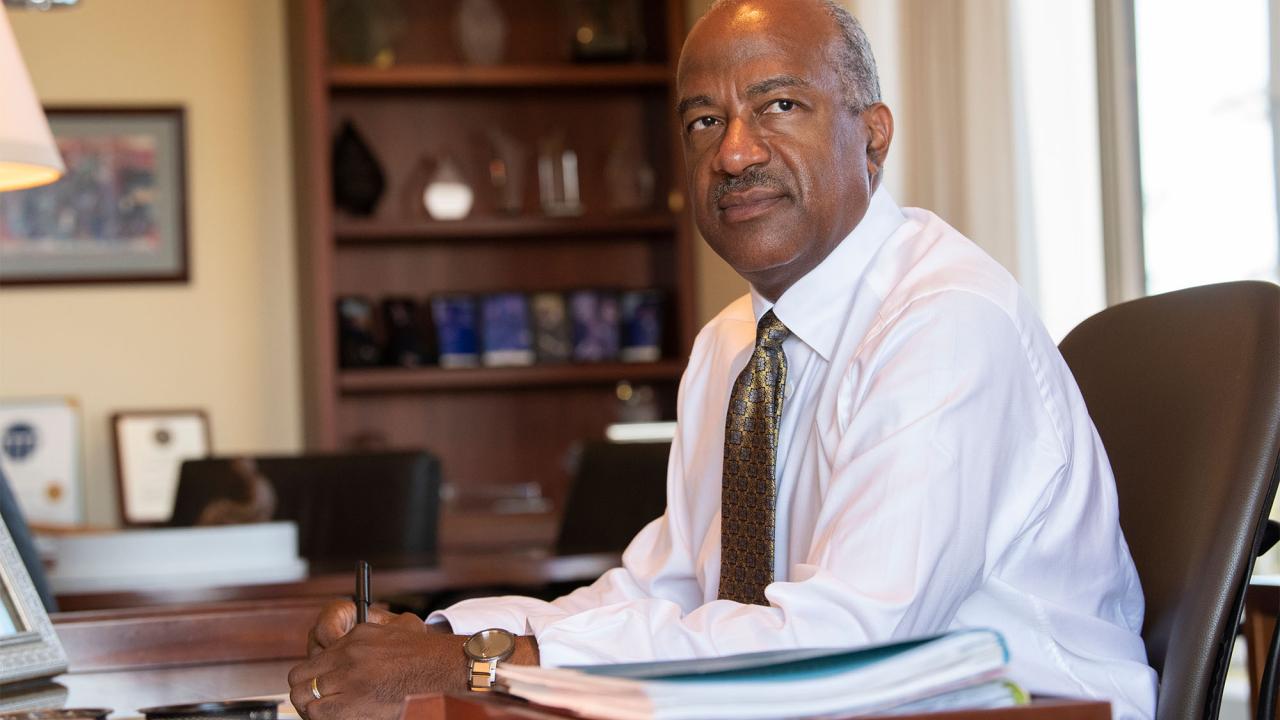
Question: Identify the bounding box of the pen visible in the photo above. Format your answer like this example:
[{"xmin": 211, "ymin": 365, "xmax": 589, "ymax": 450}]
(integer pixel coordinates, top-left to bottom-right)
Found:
[{"xmin": 356, "ymin": 560, "xmax": 370, "ymax": 624}]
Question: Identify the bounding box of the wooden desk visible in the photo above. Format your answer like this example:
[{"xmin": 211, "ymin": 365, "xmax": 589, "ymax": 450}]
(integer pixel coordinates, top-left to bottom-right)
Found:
[
  {"xmin": 54, "ymin": 551, "xmax": 621, "ymax": 612},
  {"xmin": 40, "ymin": 600, "xmax": 1113, "ymax": 720},
  {"xmin": 399, "ymin": 694, "xmax": 1113, "ymax": 720}
]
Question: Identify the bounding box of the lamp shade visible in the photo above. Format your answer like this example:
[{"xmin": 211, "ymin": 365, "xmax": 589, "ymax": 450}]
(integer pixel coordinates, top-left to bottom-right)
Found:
[{"xmin": 0, "ymin": 10, "xmax": 62, "ymax": 192}]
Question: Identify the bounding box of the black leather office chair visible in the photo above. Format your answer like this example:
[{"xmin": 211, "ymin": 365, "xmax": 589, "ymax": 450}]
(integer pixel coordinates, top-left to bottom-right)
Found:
[
  {"xmin": 556, "ymin": 441, "xmax": 670, "ymax": 555},
  {"xmin": 1058, "ymin": 280, "xmax": 1280, "ymax": 720},
  {"xmin": 172, "ymin": 451, "xmax": 441, "ymax": 572}
]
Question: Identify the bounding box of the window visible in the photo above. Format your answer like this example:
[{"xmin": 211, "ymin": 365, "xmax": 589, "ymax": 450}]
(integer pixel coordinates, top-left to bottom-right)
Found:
[{"xmin": 1133, "ymin": 0, "xmax": 1279, "ymax": 294}]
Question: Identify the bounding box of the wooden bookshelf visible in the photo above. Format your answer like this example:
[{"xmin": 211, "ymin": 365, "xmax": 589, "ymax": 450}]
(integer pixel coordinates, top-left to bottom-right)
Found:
[{"xmin": 288, "ymin": 0, "xmax": 694, "ymax": 508}]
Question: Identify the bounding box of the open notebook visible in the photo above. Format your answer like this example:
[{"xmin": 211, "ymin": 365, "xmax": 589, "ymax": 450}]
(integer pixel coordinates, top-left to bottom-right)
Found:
[{"xmin": 497, "ymin": 629, "xmax": 1024, "ymax": 720}]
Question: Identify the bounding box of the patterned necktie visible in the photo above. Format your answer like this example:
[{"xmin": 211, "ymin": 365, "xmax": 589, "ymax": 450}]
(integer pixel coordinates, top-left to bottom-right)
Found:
[{"xmin": 719, "ymin": 310, "xmax": 790, "ymax": 605}]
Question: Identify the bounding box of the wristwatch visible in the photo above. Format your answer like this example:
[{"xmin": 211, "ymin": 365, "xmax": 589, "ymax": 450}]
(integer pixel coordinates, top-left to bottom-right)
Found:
[{"xmin": 464, "ymin": 628, "xmax": 517, "ymax": 692}]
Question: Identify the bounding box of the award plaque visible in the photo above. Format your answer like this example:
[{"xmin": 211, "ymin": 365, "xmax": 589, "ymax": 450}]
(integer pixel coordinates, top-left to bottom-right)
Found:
[
  {"xmin": 568, "ymin": 290, "xmax": 621, "ymax": 362},
  {"xmin": 431, "ymin": 295, "xmax": 481, "ymax": 368},
  {"xmin": 112, "ymin": 410, "xmax": 211, "ymax": 526},
  {"xmin": 480, "ymin": 293, "xmax": 535, "ymax": 367}
]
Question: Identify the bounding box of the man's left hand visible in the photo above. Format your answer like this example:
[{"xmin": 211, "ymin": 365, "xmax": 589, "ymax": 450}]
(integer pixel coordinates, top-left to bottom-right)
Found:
[{"xmin": 287, "ymin": 612, "xmax": 464, "ymax": 720}]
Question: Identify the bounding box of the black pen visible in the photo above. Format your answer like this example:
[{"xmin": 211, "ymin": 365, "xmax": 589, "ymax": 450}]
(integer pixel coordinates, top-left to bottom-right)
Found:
[{"xmin": 356, "ymin": 560, "xmax": 371, "ymax": 624}]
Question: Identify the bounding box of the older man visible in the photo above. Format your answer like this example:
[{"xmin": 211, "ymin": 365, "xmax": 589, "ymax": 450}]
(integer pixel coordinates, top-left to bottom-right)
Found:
[{"xmin": 289, "ymin": 1, "xmax": 1157, "ymax": 717}]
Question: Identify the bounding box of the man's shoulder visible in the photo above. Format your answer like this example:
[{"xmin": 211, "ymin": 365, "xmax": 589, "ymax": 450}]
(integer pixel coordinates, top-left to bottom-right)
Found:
[{"xmin": 870, "ymin": 207, "xmax": 1026, "ymax": 333}]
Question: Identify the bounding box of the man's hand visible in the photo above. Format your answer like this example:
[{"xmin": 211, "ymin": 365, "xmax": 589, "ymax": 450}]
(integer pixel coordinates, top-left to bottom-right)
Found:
[
  {"xmin": 288, "ymin": 611, "xmax": 463, "ymax": 720},
  {"xmin": 306, "ymin": 599, "xmax": 408, "ymax": 657}
]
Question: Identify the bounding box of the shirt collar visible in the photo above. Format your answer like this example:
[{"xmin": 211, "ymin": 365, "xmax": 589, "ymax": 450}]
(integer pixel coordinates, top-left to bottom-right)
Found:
[{"xmin": 749, "ymin": 185, "xmax": 907, "ymax": 361}]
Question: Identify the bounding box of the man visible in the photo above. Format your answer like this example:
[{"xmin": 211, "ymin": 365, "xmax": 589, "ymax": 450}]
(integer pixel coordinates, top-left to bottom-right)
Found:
[{"xmin": 289, "ymin": 1, "xmax": 1156, "ymax": 717}]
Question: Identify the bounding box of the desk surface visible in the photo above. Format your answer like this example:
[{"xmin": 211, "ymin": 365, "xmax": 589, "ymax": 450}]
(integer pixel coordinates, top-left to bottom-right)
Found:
[{"xmin": 400, "ymin": 695, "xmax": 1112, "ymax": 720}]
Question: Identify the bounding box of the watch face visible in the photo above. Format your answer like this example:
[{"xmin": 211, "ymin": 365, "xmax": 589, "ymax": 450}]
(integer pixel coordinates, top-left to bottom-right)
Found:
[{"xmin": 465, "ymin": 629, "xmax": 516, "ymax": 660}]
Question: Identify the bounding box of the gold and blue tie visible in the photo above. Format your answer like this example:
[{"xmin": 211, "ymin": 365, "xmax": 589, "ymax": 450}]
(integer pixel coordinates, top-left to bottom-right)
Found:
[{"xmin": 718, "ymin": 310, "xmax": 789, "ymax": 605}]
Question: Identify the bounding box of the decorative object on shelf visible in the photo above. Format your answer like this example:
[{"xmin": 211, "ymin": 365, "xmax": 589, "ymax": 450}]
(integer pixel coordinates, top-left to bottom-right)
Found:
[
  {"xmin": 381, "ymin": 297, "xmax": 434, "ymax": 367},
  {"xmin": 565, "ymin": 0, "xmax": 643, "ymax": 63},
  {"xmin": 111, "ymin": 409, "xmax": 211, "ymax": 526},
  {"xmin": 620, "ymin": 289, "xmax": 664, "ymax": 362},
  {"xmin": 422, "ymin": 156, "xmax": 474, "ymax": 221},
  {"xmin": 431, "ymin": 295, "xmax": 481, "ymax": 368},
  {"xmin": 531, "ymin": 292, "xmax": 572, "ymax": 363},
  {"xmin": 0, "ymin": 398, "xmax": 81, "ymax": 526},
  {"xmin": 487, "ymin": 128, "xmax": 526, "ymax": 215},
  {"xmin": 481, "ymin": 293, "xmax": 535, "ymax": 367},
  {"xmin": 615, "ymin": 381, "xmax": 661, "ymax": 423},
  {"xmin": 337, "ymin": 296, "xmax": 382, "ymax": 368},
  {"xmin": 606, "ymin": 133, "xmax": 656, "ymax": 213},
  {"xmin": 537, "ymin": 132, "xmax": 583, "ymax": 217},
  {"xmin": 326, "ymin": 0, "xmax": 404, "ymax": 68},
  {"xmin": 0, "ymin": 522, "xmax": 67, "ymax": 689},
  {"xmin": 0, "ymin": 108, "xmax": 188, "ymax": 285},
  {"xmin": 453, "ymin": 0, "xmax": 507, "ymax": 66},
  {"xmin": 332, "ymin": 120, "xmax": 386, "ymax": 217},
  {"xmin": 569, "ymin": 289, "xmax": 620, "ymax": 362}
]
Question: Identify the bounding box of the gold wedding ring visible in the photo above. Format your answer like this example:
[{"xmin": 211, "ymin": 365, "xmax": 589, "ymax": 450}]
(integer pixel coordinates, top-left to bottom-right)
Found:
[{"xmin": 311, "ymin": 676, "xmax": 322, "ymax": 700}]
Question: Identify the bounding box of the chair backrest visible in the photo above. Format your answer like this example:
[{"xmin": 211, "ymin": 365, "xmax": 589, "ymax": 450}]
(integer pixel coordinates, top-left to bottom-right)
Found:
[
  {"xmin": 1058, "ymin": 280, "xmax": 1280, "ymax": 719},
  {"xmin": 172, "ymin": 451, "xmax": 441, "ymax": 572},
  {"xmin": 556, "ymin": 441, "xmax": 670, "ymax": 555}
]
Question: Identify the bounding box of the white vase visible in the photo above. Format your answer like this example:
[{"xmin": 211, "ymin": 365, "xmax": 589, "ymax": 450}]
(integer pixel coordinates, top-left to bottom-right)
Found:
[{"xmin": 454, "ymin": 0, "xmax": 508, "ymax": 66}]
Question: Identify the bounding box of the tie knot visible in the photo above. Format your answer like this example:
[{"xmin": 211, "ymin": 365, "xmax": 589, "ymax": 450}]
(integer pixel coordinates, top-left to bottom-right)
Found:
[{"xmin": 756, "ymin": 310, "xmax": 789, "ymax": 349}]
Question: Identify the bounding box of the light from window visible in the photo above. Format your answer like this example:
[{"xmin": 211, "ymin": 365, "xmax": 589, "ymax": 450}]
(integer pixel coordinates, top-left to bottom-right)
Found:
[{"xmin": 1134, "ymin": 0, "xmax": 1278, "ymax": 294}]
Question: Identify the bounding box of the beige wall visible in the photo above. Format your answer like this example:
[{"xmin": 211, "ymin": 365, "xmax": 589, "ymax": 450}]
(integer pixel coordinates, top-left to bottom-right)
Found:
[{"xmin": 0, "ymin": 0, "xmax": 302, "ymax": 526}]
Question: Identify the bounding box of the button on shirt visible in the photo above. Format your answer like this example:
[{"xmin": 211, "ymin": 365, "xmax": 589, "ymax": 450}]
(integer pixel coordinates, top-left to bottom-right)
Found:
[{"xmin": 433, "ymin": 188, "xmax": 1157, "ymax": 719}]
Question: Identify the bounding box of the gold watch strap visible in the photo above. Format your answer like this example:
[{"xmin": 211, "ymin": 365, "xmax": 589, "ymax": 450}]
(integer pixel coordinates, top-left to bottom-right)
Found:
[{"xmin": 469, "ymin": 658, "xmax": 498, "ymax": 692}]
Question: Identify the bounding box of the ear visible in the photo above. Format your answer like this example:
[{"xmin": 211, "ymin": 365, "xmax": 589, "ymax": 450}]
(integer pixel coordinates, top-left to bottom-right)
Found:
[{"xmin": 862, "ymin": 103, "xmax": 894, "ymax": 181}]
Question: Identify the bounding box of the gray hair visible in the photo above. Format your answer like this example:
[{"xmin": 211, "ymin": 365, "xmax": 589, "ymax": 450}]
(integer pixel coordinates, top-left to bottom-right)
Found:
[{"xmin": 705, "ymin": 0, "xmax": 882, "ymax": 113}]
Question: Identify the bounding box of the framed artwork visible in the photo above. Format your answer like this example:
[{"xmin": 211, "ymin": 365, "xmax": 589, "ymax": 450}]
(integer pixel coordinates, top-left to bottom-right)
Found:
[
  {"xmin": 112, "ymin": 409, "xmax": 211, "ymax": 526},
  {"xmin": 0, "ymin": 107, "xmax": 189, "ymax": 285},
  {"xmin": 0, "ymin": 398, "xmax": 82, "ymax": 527},
  {"xmin": 0, "ymin": 521, "xmax": 67, "ymax": 687}
]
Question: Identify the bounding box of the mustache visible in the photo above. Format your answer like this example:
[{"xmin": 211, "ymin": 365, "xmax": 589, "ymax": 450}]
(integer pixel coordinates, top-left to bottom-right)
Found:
[{"xmin": 712, "ymin": 168, "xmax": 788, "ymax": 205}]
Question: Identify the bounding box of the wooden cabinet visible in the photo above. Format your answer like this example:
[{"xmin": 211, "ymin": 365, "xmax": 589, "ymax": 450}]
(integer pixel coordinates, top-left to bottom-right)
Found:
[{"xmin": 288, "ymin": 0, "xmax": 694, "ymax": 507}]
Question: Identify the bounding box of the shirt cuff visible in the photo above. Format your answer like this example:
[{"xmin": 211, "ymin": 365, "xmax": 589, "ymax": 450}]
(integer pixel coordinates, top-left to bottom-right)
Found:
[{"xmin": 427, "ymin": 595, "xmax": 567, "ymax": 637}]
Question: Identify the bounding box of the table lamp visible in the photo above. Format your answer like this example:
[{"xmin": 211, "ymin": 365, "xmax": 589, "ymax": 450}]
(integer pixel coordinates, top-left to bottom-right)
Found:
[{"xmin": 0, "ymin": 9, "xmax": 63, "ymax": 192}]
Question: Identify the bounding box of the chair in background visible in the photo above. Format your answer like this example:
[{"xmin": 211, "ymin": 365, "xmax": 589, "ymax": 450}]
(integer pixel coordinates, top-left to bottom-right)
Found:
[
  {"xmin": 172, "ymin": 451, "xmax": 440, "ymax": 572},
  {"xmin": 556, "ymin": 441, "xmax": 671, "ymax": 556},
  {"xmin": 1058, "ymin": 280, "xmax": 1280, "ymax": 719}
]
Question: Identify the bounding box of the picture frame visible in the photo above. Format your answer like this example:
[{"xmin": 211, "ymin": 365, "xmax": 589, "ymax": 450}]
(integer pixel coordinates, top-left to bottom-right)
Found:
[
  {"xmin": 0, "ymin": 107, "xmax": 189, "ymax": 285},
  {"xmin": 0, "ymin": 397, "xmax": 83, "ymax": 527},
  {"xmin": 0, "ymin": 521, "xmax": 67, "ymax": 687},
  {"xmin": 111, "ymin": 409, "xmax": 211, "ymax": 526}
]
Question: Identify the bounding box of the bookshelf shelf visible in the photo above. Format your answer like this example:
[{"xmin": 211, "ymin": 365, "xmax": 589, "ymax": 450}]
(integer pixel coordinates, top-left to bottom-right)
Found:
[
  {"xmin": 339, "ymin": 360, "xmax": 687, "ymax": 394},
  {"xmin": 329, "ymin": 63, "xmax": 672, "ymax": 90},
  {"xmin": 335, "ymin": 214, "xmax": 678, "ymax": 244}
]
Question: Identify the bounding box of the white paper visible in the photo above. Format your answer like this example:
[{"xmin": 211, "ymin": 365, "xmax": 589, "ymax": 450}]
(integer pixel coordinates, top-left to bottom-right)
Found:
[
  {"xmin": 115, "ymin": 412, "xmax": 208, "ymax": 523},
  {"xmin": 0, "ymin": 398, "xmax": 81, "ymax": 526}
]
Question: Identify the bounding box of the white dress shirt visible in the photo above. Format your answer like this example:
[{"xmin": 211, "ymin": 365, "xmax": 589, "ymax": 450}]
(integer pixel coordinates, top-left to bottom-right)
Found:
[{"xmin": 433, "ymin": 188, "xmax": 1157, "ymax": 718}]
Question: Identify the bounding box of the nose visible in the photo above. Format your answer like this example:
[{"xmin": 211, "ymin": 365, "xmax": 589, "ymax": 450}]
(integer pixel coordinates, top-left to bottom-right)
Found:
[{"xmin": 712, "ymin": 116, "xmax": 770, "ymax": 176}]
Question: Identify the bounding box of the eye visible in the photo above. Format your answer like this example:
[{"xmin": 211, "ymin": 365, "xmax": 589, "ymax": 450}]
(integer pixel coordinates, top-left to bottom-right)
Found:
[
  {"xmin": 763, "ymin": 99, "xmax": 797, "ymax": 114},
  {"xmin": 686, "ymin": 116, "xmax": 721, "ymax": 134}
]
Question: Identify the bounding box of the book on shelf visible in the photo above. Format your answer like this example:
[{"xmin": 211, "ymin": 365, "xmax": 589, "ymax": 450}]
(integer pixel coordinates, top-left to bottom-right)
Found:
[{"xmin": 496, "ymin": 629, "xmax": 1025, "ymax": 720}]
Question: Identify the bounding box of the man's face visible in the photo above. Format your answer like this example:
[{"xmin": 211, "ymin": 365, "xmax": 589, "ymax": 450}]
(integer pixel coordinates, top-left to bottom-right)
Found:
[{"xmin": 676, "ymin": 0, "xmax": 881, "ymax": 300}]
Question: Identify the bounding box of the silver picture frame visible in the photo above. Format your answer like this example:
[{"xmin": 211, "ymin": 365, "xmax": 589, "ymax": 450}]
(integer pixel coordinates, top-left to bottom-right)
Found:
[{"xmin": 0, "ymin": 520, "xmax": 67, "ymax": 685}]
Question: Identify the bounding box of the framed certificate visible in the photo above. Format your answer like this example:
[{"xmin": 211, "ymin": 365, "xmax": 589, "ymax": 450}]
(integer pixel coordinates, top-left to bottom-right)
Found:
[
  {"xmin": 112, "ymin": 410, "xmax": 211, "ymax": 526},
  {"xmin": 0, "ymin": 398, "xmax": 82, "ymax": 527}
]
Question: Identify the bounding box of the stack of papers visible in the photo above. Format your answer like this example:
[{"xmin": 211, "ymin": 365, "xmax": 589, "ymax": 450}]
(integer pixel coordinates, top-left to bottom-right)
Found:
[{"xmin": 497, "ymin": 629, "xmax": 1024, "ymax": 720}]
